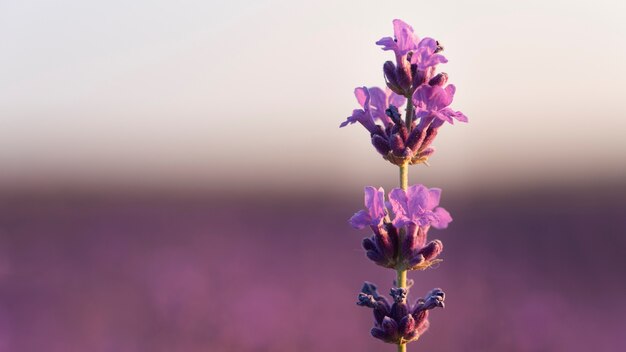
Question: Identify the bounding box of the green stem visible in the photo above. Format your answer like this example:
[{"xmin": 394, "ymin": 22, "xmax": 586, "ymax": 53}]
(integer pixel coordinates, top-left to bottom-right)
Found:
[
  {"xmin": 397, "ymin": 162, "xmax": 409, "ymax": 352},
  {"xmin": 396, "ymin": 268, "xmax": 407, "ymax": 293},
  {"xmin": 399, "ymin": 163, "xmax": 408, "ymax": 191}
]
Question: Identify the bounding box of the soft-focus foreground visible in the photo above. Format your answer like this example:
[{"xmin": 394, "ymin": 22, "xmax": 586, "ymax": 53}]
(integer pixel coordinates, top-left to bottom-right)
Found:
[{"xmin": 0, "ymin": 185, "xmax": 624, "ymax": 352}]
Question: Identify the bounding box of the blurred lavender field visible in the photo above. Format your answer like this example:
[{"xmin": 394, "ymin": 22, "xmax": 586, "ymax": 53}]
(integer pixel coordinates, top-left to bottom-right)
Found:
[{"xmin": 0, "ymin": 184, "xmax": 625, "ymax": 352}]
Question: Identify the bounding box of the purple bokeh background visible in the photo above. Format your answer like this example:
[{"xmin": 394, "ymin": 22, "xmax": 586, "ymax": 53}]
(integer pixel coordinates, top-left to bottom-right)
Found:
[{"xmin": 1, "ymin": 184, "xmax": 624, "ymax": 352}]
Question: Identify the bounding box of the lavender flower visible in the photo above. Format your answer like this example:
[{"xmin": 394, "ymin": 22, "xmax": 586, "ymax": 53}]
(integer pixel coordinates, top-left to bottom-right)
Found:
[
  {"xmin": 340, "ymin": 92, "xmax": 448, "ymax": 166},
  {"xmin": 413, "ymin": 80, "xmax": 468, "ymax": 124},
  {"xmin": 350, "ymin": 185, "xmax": 451, "ymax": 271},
  {"xmin": 340, "ymin": 86, "xmax": 405, "ymax": 133},
  {"xmin": 388, "ymin": 185, "xmax": 452, "ymax": 229},
  {"xmin": 357, "ymin": 282, "xmax": 446, "ymax": 344},
  {"xmin": 349, "ymin": 186, "xmax": 387, "ymax": 229},
  {"xmin": 377, "ymin": 20, "xmax": 448, "ymax": 97}
]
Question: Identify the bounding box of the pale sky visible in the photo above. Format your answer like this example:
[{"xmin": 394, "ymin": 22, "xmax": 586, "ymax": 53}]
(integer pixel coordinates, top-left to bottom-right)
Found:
[{"xmin": 1, "ymin": 0, "xmax": 625, "ymax": 194}]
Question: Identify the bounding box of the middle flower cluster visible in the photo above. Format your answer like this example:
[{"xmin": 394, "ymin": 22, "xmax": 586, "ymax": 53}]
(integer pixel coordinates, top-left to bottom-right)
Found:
[{"xmin": 350, "ymin": 184, "xmax": 451, "ymax": 271}]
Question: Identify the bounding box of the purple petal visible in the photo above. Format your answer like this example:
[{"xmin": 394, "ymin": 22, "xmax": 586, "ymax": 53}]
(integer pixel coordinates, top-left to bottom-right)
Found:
[
  {"xmin": 420, "ymin": 54, "xmax": 448, "ymax": 70},
  {"xmin": 375, "ymin": 37, "xmax": 398, "ymax": 52},
  {"xmin": 387, "ymin": 90, "xmax": 406, "ymax": 110},
  {"xmin": 415, "ymin": 109, "xmax": 431, "ymax": 121},
  {"xmin": 444, "ymin": 84, "xmax": 456, "ymax": 101},
  {"xmin": 364, "ymin": 186, "xmax": 386, "ymax": 225},
  {"xmin": 340, "ymin": 109, "xmax": 378, "ymax": 132},
  {"xmin": 412, "ymin": 85, "xmax": 431, "ymax": 106},
  {"xmin": 354, "ymin": 86, "xmax": 368, "ymax": 108},
  {"xmin": 349, "ymin": 209, "xmax": 371, "ymax": 229},
  {"xmin": 410, "ymin": 37, "xmax": 448, "ymax": 70},
  {"xmin": 406, "ymin": 184, "xmax": 429, "ymax": 215},
  {"xmin": 428, "ymin": 86, "xmax": 454, "ymax": 110},
  {"xmin": 388, "ymin": 188, "xmax": 409, "ymax": 226},
  {"xmin": 441, "ymin": 108, "xmax": 468, "ymax": 123},
  {"xmin": 392, "ymin": 19, "xmax": 420, "ymax": 53},
  {"xmin": 417, "ymin": 37, "xmax": 438, "ymax": 50},
  {"xmin": 368, "ymin": 87, "xmax": 392, "ymax": 125},
  {"xmin": 432, "ymin": 207, "xmax": 452, "ymax": 229},
  {"xmin": 339, "ymin": 109, "xmax": 361, "ymax": 128},
  {"xmin": 432, "ymin": 111, "xmax": 454, "ymax": 124},
  {"xmin": 426, "ymin": 188, "xmax": 442, "ymax": 210}
]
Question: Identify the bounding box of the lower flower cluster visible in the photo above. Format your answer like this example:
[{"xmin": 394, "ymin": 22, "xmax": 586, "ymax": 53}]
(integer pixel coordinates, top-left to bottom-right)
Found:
[{"xmin": 357, "ymin": 282, "xmax": 445, "ymax": 344}]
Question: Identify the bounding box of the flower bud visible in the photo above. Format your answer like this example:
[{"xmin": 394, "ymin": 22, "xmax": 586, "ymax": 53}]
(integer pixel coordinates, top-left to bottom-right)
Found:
[
  {"xmin": 374, "ymin": 228, "xmax": 395, "ymax": 262},
  {"xmin": 391, "ymin": 301, "xmax": 409, "ymax": 322},
  {"xmin": 398, "ymin": 314, "xmax": 416, "ymax": 336},
  {"xmin": 396, "ymin": 62, "xmax": 412, "ymax": 94},
  {"xmin": 373, "ymin": 300, "xmax": 390, "ymax": 324},
  {"xmin": 416, "ymin": 316, "xmax": 430, "ymax": 334},
  {"xmin": 405, "ymin": 127, "xmax": 427, "ymax": 152},
  {"xmin": 366, "ymin": 249, "xmax": 386, "ymax": 265},
  {"xmin": 390, "ymin": 287, "xmax": 408, "ymax": 303},
  {"xmin": 390, "ymin": 133, "xmax": 405, "ymax": 156},
  {"xmin": 417, "ymin": 147, "xmax": 435, "ymax": 159},
  {"xmin": 418, "ymin": 128, "xmax": 439, "ymax": 153},
  {"xmin": 428, "ymin": 72, "xmax": 448, "ymax": 86},
  {"xmin": 362, "ymin": 237, "xmax": 376, "ymax": 252},
  {"xmin": 418, "ymin": 240, "xmax": 443, "ymax": 261},
  {"xmin": 357, "ymin": 293, "xmax": 378, "ymax": 308},
  {"xmin": 383, "ymin": 61, "xmax": 404, "ymax": 95},
  {"xmin": 412, "ymin": 69, "xmax": 427, "ymax": 87},
  {"xmin": 385, "ymin": 105, "xmax": 403, "ymax": 125},
  {"xmin": 408, "ymin": 254, "xmax": 425, "ymax": 268},
  {"xmin": 421, "ymin": 288, "xmax": 445, "ymax": 310},
  {"xmin": 371, "ymin": 327, "xmax": 393, "ymax": 343},
  {"xmin": 371, "ymin": 135, "xmax": 391, "ymax": 156},
  {"xmin": 382, "ymin": 316, "xmax": 399, "ymax": 337}
]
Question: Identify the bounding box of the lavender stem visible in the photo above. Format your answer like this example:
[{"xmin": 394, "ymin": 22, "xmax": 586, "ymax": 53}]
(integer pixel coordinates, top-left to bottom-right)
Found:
[{"xmin": 398, "ymin": 162, "xmax": 409, "ymax": 352}]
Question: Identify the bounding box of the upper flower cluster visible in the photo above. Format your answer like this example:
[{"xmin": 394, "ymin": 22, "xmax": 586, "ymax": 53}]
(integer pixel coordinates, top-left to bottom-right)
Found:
[
  {"xmin": 340, "ymin": 19, "xmax": 467, "ymax": 166},
  {"xmin": 350, "ymin": 185, "xmax": 451, "ymax": 271},
  {"xmin": 376, "ymin": 20, "xmax": 447, "ymax": 97}
]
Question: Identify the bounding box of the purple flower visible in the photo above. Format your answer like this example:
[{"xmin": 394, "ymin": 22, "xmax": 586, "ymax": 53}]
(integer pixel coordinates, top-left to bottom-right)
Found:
[
  {"xmin": 376, "ymin": 19, "xmax": 420, "ymax": 63},
  {"xmin": 358, "ymin": 282, "xmax": 446, "ymax": 345},
  {"xmin": 410, "ymin": 38, "xmax": 447, "ymax": 70},
  {"xmin": 340, "ymin": 87, "xmax": 405, "ymax": 133},
  {"xmin": 388, "ymin": 185, "xmax": 452, "ymax": 229},
  {"xmin": 413, "ymin": 84, "xmax": 468, "ymax": 124},
  {"xmin": 351, "ymin": 185, "xmax": 451, "ymax": 270},
  {"xmin": 349, "ymin": 186, "xmax": 387, "ymax": 229},
  {"xmin": 377, "ymin": 20, "xmax": 448, "ymax": 97}
]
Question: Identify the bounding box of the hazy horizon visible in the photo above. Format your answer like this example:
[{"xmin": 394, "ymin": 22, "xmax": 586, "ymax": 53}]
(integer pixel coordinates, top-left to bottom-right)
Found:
[{"xmin": 2, "ymin": 0, "xmax": 625, "ymax": 194}]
